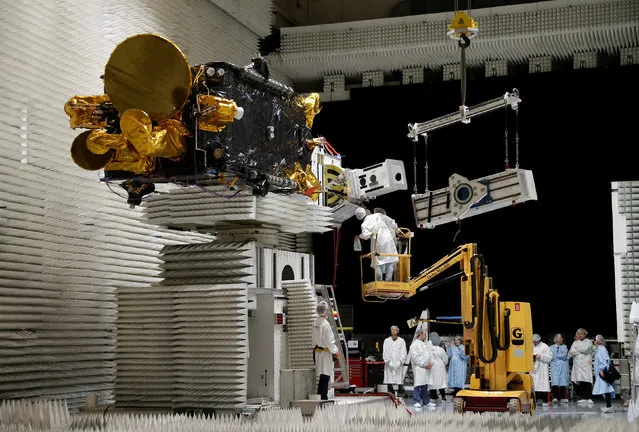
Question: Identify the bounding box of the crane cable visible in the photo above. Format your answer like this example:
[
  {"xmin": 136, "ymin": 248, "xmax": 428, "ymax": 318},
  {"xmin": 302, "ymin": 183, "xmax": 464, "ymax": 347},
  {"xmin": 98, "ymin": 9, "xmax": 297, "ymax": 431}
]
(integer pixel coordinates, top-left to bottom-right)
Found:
[
  {"xmin": 413, "ymin": 125, "xmax": 430, "ymax": 195},
  {"xmin": 413, "ymin": 139, "xmax": 418, "ymax": 194},
  {"xmin": 456, "ymin": 0, "xmax": 472, "ymax": 106},
  {"xmin": 332, "ymin": 227, "xmax": 341, "ymax": 291},
  {"xmin": 504, "ymin": 106, "xmax": 509, "ymax": 169},
  {"xmin": 515, "ymin": 108, "xmax": 520, "ymax": 168},
  {"xmin": 460, "ymin": 37, "xmax": 468, "ymax": 106},
  {"xmin": 424, "ymin": 134, "xmax": 429, "ymax": 193},
  {"xmin": 504, "ymin": 96, "xmax": 521, "ymax": 170}
]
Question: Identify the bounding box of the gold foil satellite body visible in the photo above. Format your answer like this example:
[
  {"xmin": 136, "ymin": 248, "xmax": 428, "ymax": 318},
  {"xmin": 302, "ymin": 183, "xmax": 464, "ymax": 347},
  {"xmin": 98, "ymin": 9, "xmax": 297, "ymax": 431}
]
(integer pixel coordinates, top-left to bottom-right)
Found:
[
  {"xmin": 64, "ymin": 34, "xmax": 239, "ymax": 174},
  {"xmin": 64, "ymin": 95, "xmax": 111, "ymax": 129},
  {"xmin": 197, "ymin": 94, "xmax": 242, "ymax": 132},
  {"xmin": 297, "ymin": 93, "xmax": 321, "ymax": 128},
  {"xmin": 64, "ymin": 33, "xmax": 322, "ymax": 206},
  {"xmin": 284, "ymin": 162, "xmax": 321, "ymax": 201}
]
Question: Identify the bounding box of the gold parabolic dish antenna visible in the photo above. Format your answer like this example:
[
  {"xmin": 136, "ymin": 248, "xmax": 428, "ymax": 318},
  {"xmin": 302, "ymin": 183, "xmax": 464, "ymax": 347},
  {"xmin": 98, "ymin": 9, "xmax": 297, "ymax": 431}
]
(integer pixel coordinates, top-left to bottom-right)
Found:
[
  {"xmin": 71, "ymin": 131, "xmax": 115, "ymax": 171},
  {"xmin": 104, "ymin": 34, "xmax": 192, "ymax": 122}
]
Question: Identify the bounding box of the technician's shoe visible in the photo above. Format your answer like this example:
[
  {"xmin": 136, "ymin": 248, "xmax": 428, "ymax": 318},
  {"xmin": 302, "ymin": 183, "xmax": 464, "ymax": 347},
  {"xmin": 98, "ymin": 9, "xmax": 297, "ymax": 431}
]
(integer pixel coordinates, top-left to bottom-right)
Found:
[
  {"xmin": 413, "ymin": 402, "xmax": 422, "ymax": 408},
  {"xmin": 542, "ymin": 402, "xmax": 550, "ymax": 408},
  {"xmin": 426, "ymin": 402, "xmax": 437, "ymax": 408},
  {"xmin": 585, "ymin": 399, "xmax": 594, "ymax": 405},
  {"xmin": 577, "ymin": 399, "xmax": 587, "ymax": 405},
  {"xmin": 601, "ymin": 406, "xmax": 615, "ymax": 413},
  {"xmin": 552, "ymin": 398, "xmax": 558, "ymax": 404},
  {"xmin": 560, "ymin": 399, "xmax": 569, "ymax": 404}
]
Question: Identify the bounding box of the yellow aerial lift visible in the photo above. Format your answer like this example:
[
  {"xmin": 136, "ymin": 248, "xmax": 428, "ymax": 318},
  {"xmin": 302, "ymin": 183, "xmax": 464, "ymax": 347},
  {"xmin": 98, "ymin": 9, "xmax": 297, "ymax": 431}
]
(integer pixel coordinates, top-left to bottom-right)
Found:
[{"xmin": 360, "ymin": 230, "xmax": 535, "ymax": 414}]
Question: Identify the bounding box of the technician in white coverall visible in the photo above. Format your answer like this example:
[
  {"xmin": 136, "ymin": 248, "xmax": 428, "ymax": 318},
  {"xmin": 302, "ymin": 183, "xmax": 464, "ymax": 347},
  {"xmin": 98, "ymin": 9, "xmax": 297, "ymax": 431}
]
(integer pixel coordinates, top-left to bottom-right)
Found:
[
  {"xmin": 570, "ymin": 327, "xmax": 595, "ymax": 405},
  {"xmin": 383, "ymin": 325, "xmax": 407, "ymax": 396},
  {"xmin": 532, "ymin": 333, "xmax": 553, "ymax": 407},
  {"xmin": 355, "ymin": 207, "xmax": 399, "ymax": 281},
  {"xmin": 428, "ymin": 332, "xmax": 449, "ymax": 402},
  {"xmin": 312, "ymin": 301, "xmax": 339, "ymax": 400},
  {"xmin": 409, "ymin": 328, "xmax": 436, "ymax": 409}
]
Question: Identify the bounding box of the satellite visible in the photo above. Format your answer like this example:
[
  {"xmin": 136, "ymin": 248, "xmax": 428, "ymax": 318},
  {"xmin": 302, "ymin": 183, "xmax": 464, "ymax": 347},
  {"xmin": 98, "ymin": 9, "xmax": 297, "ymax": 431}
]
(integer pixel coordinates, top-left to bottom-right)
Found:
[
  {"xmin": 64, "ymin": 34, "xmax": 320, "ymax": 205},
  {"xmin": 64, "ymin": 34, "xmax": 407, "ymax": 212}
]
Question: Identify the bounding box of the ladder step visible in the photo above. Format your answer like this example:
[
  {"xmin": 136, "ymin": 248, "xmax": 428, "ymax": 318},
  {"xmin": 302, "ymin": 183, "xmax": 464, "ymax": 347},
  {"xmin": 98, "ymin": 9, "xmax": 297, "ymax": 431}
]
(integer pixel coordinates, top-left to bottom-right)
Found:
[{"xmin": 317, "ymin": 284, "xmax": 350, "ymax": 386}]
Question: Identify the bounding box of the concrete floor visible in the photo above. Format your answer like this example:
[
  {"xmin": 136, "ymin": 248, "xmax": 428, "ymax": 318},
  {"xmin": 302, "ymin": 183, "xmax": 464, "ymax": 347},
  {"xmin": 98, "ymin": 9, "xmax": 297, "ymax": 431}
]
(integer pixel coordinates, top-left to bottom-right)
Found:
[
  {"xmin": 407, "ymin": 397, "xmax": 628, "ymax": 420},
  {"xmin": 334, "ymin": 395, "xmax": 390, "ymax": 405}
]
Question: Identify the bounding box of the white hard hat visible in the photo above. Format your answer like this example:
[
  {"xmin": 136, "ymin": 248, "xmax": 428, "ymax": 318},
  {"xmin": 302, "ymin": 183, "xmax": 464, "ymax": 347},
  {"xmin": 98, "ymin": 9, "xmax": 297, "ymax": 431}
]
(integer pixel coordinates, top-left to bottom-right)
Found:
[
  {"xmin": 355, "ymin": 207, "xmax": 367, "ymax": 220},
  {"xmin": 532, "ymin": 334, "xmax": 541, "ymax": 342}
]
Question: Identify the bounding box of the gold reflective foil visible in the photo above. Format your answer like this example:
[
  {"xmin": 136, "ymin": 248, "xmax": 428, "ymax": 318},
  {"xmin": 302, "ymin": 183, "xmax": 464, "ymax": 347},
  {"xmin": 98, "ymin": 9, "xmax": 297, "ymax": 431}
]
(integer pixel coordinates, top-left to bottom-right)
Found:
[
  {"xmin": 86, "ymin": 130, "xmax": 153, "ymax": 174},
  {"xmin": 302, "ymin": 93, "xmax": 321, "ymax": 128},
  {"xmin": 104, "ymin": 34, "xmax": 192, "ymax": 122},
  {"xmin": 105, "ymin": 142, "xmax": 155, "ymax": 174},
  {"xmin": 70, "ymin": 130, "xmax": 115, "ymax": 170},
  {"xmin": 198, "ymin": 94, "xmax": 239, "ymax": 132},
  {"xmin": 152, "ymin": 119, "xmax": 189, "ymax": 158},
  {"xmin": 64, "ymin": 95, "xmax": 111, "ymax": 129},
  {"xmin": 119, "ymin": 109, "xmax": 188, "ymax": 158},
  {"xmin": 86, "ymin": 130, "xmax": 128, "ymax": 154},
  {"xmin": 304, "ymin": 163, "xmax": 321, "ymax": 201},
  {"xmin": 81, "ymin": 111, "xmax": 187, "ymax": 174},
  {"xmin": 307, "ymin": 137, "xmax": 324, "ymax": 150},
  {"xmin": 284, "ymin": 162, "xmax": 321, "ymax": 201},
  {"xmin": 105, "ymin": 154, "xmax": 155, "ymax": 174}
]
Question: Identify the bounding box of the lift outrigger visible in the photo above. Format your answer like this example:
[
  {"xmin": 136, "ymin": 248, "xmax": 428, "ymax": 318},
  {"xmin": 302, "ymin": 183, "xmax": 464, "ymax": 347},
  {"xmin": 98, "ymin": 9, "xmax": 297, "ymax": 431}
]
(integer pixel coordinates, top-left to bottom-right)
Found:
[{"xmin": 360, "ymin": 230, "xmax": 535, "ymax": 414}]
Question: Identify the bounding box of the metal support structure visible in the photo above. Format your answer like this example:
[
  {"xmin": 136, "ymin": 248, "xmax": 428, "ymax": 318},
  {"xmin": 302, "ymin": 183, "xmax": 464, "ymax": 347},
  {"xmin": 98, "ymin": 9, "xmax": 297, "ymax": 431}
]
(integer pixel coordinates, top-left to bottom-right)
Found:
[
  {"xmin": 412, "ymin": 169, "xmax": 536, "ymax": 229},
  {"xmin": 407, "ymin": 89, "xmax": 521, "ymax": 141}
]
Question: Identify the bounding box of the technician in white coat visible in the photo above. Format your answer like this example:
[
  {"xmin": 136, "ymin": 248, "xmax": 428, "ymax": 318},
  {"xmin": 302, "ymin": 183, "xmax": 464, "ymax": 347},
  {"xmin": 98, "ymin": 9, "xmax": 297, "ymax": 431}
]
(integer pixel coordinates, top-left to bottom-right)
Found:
[
  {"xmin": 383, "ymin": 325, "xmax": 407, "ymax": 396},
  {"xmin": 569, "ymin": 327, "xmax": 595, "ymax": 405},
  {"xmin": 409, "ymin": 328, "xmax": 436, "ymax": 409},
  {"xmin": 312, "ymin": 301, "xmax": 339, "ymax": 400},
  {"xmin": 428, "ymin": 332, "xmax": 449, "ymax": 402},
  {"xmin": 355, "ymin": 207, "xmax": 398, "ymax": 281},
  {"xmin": 532, "ymin": 333, "xmax": 553, "ymax": 407}
]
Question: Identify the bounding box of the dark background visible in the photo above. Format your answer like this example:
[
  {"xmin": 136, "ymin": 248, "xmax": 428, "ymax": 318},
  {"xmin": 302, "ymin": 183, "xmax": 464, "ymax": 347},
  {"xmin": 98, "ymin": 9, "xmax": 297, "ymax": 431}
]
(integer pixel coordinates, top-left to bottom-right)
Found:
[{"xmin": 311, "ymin": 63, "xmax": 638, "ymax": 345}]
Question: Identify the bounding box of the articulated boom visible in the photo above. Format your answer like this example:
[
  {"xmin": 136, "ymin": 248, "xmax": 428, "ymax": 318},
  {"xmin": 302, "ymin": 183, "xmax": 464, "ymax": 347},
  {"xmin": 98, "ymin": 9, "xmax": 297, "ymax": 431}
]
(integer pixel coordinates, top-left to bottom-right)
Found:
[{"xmin": 360, "ymin": 237, "xmax": 535, "ymax": 414}]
